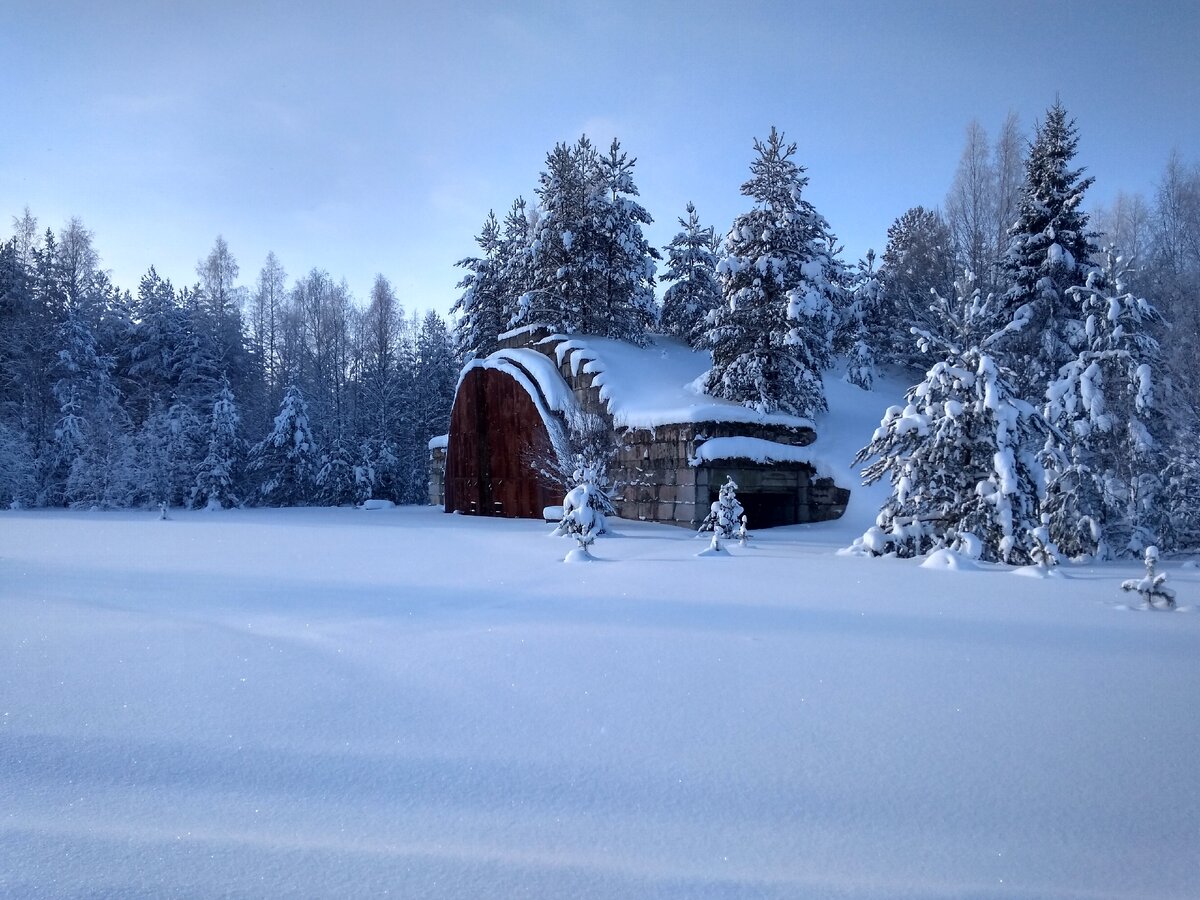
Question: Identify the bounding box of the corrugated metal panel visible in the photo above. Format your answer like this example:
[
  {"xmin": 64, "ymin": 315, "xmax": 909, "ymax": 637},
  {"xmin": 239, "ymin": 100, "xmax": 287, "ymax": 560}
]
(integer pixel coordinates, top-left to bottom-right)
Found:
[{"xmin": 444, "ymin": 366, "xmax": 559, "ymax": 519}]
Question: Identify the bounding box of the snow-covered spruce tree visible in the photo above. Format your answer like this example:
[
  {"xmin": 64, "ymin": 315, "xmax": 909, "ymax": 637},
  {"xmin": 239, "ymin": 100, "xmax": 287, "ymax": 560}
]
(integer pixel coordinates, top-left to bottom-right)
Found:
[
  {"xmin": 356, "ymin": 275, "xmax": 408, "ymax": 502},
  {"xmin": 703, "ymin": 127, "xmax": 842, "ymax": 417},
  {"xmin": 854, "ymin": 274, "xmax": 1049, "ymax": 563},
  {"xmin": 351, "ymin": 441, "xmax": 379, "ymax": 505},
  {"xmin": 362, "ymin": 437, "xmax": 404, "ymax": 505},
  {"xmin": 837, "ymin": 250, "xmax": 882, "ymax": 390},
  {"xmin": 512, "ymin": 139, "xmax": 594, "ymax": 336},
  {"xmin": 247, "ymin": 384, "xmax": 319, "ymax": 506},
  {"xmin": 997, "ymin": 101, "xmax": 1098, "ymax": 392},
  {"xmin": 876, "ymin": 206, "xmax": 955, "ymax": 373},
  {"xmin": 452, "ymin": 210, "xmax": 508, "ymax": 360},
  {"xmin": 1160, "ymin": 435, "xmax": 1200, "ymax": 552},
  {"xmin": 412, "ymin": 310, "xmax": 459, "ymax": 455},
  {"xmin": 191, "ymin": 382, "xmax": 242, "ymax": 511},
  {"xmin": 1042, "ymin": 255, "xmax": 1166, "ymax": 558},
  {"xmin": 699, "ymin": 477, "xmax": 745, "ymax": 540},
  {"xmin": 553, "ymin": 455, "xmax": 610, "ymax": 559},
  {"xmin": 136, "ymin": 401, "xmax": 205, "ymax": 508},
  {"xmin": 511, "ymin": 137, "xmax": 657, "ymax": 343},
  {"xmin": 53, "ymin": 305, "xmax": 136, "ymax": 508},
  {"xmin": 660, "ymin": 201, "xmax": 721, "ymax": 348},
  {"xmin": 124, "ymin": 266, "xmax": 188, "ymax": 425},
  {"xmin": 316, "ymin": 437, "xmax": 357, "ymax": 506},
  {"xmin": 497, "ymin": 197, "xmax": 532, "ymax": 329},
  {"xmin": 593, "ymin": 138, "xmax": 659, "ymax": 341},
  {"xmin": 0, "ymin": 422, "xmax": 36, "ymax": 508}
]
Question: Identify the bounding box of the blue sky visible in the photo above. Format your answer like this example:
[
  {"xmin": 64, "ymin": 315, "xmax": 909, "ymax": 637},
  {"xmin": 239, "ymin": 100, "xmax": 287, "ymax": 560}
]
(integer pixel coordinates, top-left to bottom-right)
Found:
[{"xmin": 4, "ymin": 0, "xmax": 1198, "ymax": 316}]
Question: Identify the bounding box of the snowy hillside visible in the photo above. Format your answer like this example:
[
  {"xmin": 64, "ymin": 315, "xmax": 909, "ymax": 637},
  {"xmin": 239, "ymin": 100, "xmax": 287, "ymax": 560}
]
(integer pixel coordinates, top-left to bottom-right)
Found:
[{"xmin": 3, "ymin": 437, "xmax": 1199, "ymax": 900}]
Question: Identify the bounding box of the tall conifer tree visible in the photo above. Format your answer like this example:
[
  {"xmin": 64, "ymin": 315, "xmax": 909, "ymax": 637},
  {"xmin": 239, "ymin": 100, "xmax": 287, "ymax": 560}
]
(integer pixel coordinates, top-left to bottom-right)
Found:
[
  {"xmin": 703, "ymin": 128, "xmax": 842, "ymax": 417},
  {"xmin": 660, "ymin": 202, "xmax": 721, "ymax": 347},
  {"xmin": 998, "ymin": 102, "xmax": 1097, "ymax": 391}
]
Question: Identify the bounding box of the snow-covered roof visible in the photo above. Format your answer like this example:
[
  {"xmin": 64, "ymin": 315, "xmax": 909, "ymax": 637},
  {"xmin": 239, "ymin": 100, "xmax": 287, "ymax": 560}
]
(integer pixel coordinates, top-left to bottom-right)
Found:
[
  {"xmin": 688, "ymin": 436, "xmax": 835, "ymax": 480},
  {"xmin": 534, "ymin": 333, "xmax": 815, "ymax": 431}
]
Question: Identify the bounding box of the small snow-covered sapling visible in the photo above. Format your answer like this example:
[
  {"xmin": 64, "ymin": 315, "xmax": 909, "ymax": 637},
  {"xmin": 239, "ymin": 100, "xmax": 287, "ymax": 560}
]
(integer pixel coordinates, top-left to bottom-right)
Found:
[
  {"xmin": 554, "ymin": 478, "xmax": 602, "ymax": 560},
  {"xmin": 738, "ymin": 514, "xmax": 749, "ymax": 546},
  {"xmin": 1121, "ymin": 546, "xmax": 1176, "ymax": 609},
  {"xmin": 1028, "ymin": 515, "xmax": 1058, "ymax": 569},
  {"xmin": 699, "ymin": 477, "xmax": 744, "ymax": 541},
  {"xmin": 159, "ymin": 501, "xmax": 169, "ymax": 520}
]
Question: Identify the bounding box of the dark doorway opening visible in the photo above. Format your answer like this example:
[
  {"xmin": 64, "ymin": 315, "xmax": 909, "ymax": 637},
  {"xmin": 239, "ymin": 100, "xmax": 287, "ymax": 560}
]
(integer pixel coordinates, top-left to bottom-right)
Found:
[{"xmin": 713, "ymin": 490, "xmax": 799, "ymax": 529}]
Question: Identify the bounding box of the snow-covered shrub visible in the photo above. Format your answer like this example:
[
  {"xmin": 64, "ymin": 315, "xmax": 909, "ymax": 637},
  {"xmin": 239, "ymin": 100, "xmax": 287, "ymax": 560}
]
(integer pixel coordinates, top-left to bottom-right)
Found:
[
  {"xmin": 1028, "ymin": 514, "xmax": 1060, "ymax": 570},
  {"xmin": 1121, "ymin": 546, "xmax": 1176, "ymax": 609},
  {"xmin": 529, "ymin": 409, "xmax": 617, "ymax": 526},
  {"xmin": 553, "ymin": 462, "xmax": 607, "ymax": 560},
  {"xmin": 699, "ymin": 477, "xmax": 744, "ymax": 541}
]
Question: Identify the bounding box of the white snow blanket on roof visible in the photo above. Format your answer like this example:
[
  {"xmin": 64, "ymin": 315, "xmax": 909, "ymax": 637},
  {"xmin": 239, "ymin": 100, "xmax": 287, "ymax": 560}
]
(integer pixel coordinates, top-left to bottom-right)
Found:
[
  {"xmin": 689, "ymin": 436, "xmax": 835, "ymax": 479},
  {"xmin": 540, "ymin": 333, "xmax": 815, "ymax": 431}
]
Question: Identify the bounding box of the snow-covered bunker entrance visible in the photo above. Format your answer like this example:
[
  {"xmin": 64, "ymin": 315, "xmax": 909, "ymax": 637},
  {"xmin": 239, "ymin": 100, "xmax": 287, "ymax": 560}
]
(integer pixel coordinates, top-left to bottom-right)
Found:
[{"xmin": 438, "ymin": 329, "xmax": 850, "ymax": 529}]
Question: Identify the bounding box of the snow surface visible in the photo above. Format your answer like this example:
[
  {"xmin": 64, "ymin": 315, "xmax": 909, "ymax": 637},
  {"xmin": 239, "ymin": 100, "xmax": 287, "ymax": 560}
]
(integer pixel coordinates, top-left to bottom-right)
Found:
[
  {"xmin": 3, "ymin": 370, "xmax": 1199, "ymax": 899},
  {"xmin": 542, "ymin": 333, "xmax": 815, "ymax": 431}
]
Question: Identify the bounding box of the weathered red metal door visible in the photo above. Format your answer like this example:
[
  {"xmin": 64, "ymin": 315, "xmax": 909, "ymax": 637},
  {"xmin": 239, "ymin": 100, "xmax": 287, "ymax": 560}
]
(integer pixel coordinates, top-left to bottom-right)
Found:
[{"xmin": 444, "ymin": 366, "xmax": 557, "ymax": 518}]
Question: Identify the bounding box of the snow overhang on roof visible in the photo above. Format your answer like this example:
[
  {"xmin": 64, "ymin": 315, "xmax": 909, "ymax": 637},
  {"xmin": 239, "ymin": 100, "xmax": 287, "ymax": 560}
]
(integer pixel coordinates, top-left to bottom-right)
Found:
[
  {"xmin": 688, "ymin": 436, "xmax": 835, "ymax": 480},
  {"xmin": 535, "ymin": 332, "xmax": 816, "ymax": 432}
]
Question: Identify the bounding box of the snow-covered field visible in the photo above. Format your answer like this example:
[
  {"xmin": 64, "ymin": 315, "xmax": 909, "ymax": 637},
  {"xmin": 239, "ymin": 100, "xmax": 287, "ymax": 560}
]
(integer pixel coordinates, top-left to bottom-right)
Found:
[
  {"xmin": 0, "ymin": 365, "xmax": 1195, "ymax": 900},
  {"xmin": 3, "ymin": 496, "xmax": 1198, "ymax": 899}
]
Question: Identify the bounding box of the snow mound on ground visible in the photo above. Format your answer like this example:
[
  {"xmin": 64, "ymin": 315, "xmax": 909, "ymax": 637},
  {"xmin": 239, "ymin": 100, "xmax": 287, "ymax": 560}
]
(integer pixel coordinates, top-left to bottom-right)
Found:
[
  {"xmin": 920, "ymin": 548, "xmax": 980, "ymax": 571},
  {"xmin": 563, "ymin": 546, "xmax": 595, "ymax": 563},
  {"xmin": 360, "ymin": 499, "xmax": 395, "ymax": 510},
  {"xmin": 1013, "ymin": 564, "xmax": 1066, "ymax": 579}
]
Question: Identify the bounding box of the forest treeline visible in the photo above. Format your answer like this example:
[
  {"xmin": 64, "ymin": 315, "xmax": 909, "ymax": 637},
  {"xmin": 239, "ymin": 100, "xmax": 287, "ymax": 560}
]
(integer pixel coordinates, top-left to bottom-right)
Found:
[{"xmin": 0, "ymin": 228, "xmax": 459, "ymax": 510}]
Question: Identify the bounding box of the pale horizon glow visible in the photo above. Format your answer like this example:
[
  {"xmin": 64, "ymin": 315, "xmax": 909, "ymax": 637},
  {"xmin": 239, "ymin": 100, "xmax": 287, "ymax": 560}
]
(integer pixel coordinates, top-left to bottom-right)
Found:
[{"xmin": 3, "ymin": 0, "xmax": 1198, "ymax": 316}]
